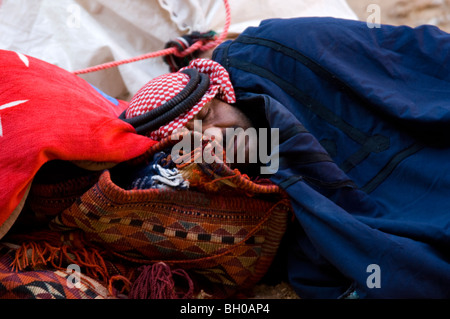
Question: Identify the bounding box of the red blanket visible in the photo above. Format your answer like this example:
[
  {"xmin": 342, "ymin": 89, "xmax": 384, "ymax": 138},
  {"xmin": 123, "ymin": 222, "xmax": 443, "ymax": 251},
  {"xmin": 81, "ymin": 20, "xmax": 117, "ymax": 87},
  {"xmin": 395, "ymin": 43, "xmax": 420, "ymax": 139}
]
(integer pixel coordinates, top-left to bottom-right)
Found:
[{"xmin": 0, "ymin": 50, "xmax": 156, "ymax": 237}]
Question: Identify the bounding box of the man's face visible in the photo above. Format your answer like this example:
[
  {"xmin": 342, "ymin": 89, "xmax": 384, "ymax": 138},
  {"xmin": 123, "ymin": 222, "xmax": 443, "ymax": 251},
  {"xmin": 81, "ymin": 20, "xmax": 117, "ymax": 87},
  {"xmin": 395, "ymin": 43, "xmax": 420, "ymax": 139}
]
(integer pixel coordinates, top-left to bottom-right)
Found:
[{"xmin": 185, "ymin": 98, "xmax": 257, "ymax": 168}]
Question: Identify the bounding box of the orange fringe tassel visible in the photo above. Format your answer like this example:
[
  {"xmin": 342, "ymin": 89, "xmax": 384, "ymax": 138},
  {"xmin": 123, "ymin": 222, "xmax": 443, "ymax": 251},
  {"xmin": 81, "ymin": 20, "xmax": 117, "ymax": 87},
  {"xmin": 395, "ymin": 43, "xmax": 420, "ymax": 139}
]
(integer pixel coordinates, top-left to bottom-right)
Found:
[{"xmin": 9, "ymin": 231, "xmax": 131, "ymax": 298}]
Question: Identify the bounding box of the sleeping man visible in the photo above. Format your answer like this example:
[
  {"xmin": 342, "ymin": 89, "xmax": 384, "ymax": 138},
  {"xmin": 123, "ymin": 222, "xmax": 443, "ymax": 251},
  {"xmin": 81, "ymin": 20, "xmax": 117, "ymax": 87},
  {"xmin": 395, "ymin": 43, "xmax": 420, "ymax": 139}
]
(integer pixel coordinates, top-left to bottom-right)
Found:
[{"xmin": 122, "ymin": 17, "xmax": 450, "ymax": 298}]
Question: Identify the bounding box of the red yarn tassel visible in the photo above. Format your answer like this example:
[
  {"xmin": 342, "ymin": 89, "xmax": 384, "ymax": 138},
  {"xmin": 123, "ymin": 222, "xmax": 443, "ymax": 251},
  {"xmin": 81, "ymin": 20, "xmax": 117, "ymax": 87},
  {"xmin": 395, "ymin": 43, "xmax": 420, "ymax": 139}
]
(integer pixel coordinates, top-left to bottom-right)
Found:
[{"xmin": 129, "ymin": 262, "xmax": 194, "ymax": 299}]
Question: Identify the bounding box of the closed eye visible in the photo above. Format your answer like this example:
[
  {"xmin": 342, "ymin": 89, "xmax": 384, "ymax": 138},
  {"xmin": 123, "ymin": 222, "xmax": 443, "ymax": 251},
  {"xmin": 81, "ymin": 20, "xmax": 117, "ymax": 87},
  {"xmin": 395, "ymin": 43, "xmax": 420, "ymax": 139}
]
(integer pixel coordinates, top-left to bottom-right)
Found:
[{"xmin": 196, "ymin": 103, "xmax": 212, "ymax": 121}]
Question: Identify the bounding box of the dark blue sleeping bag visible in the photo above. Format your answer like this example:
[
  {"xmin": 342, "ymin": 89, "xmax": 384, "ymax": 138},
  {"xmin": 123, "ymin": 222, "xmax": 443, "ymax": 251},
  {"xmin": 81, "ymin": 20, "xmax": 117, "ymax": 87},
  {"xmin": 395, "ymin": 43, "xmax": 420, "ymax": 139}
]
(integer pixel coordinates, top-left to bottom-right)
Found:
[{"xmin": 213, "ymin": 17, "xmax": 450, "ymax": 299}]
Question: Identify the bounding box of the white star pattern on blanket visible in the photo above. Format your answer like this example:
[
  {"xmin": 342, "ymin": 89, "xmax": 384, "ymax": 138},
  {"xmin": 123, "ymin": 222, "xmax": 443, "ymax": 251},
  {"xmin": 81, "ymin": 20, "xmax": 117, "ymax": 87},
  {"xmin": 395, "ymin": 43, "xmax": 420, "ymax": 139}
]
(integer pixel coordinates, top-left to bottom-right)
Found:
[
  {"xmin": 0, "ymin": 100, "xmax": 28, "ymax": 137},
  {"xmin": 16, "ymin": 52, "xmax": 29, "ymax": 67},
  {"xmin": 0, "ymin": 52, "xmax": 30, "ymax": 137}
]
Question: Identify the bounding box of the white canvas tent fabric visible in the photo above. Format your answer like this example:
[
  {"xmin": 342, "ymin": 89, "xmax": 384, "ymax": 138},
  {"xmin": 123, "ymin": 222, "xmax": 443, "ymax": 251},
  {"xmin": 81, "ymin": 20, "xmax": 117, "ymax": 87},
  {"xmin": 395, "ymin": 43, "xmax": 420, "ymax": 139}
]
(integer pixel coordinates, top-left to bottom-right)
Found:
[{"xmin": 0, "ymin": 0, "xmax": 357, "ymax": 99}]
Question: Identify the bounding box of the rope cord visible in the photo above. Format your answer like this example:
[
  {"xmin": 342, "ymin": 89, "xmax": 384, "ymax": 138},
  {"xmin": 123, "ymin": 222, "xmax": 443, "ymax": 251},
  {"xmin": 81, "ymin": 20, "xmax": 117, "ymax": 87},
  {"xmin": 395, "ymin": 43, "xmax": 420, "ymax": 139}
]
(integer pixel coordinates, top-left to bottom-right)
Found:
[{"xmin": 72, "ymin": 0, "xmax": 231, "ymax": 75}]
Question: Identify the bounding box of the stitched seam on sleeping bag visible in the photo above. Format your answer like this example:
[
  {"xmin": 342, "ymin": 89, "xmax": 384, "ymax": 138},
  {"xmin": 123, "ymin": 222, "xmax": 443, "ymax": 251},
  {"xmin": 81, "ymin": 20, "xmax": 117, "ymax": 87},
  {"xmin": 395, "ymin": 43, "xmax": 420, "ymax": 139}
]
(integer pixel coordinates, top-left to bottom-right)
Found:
[
  {"xmin": 228, "ymin": 57, "xmax": 368, "ymax": 144},
  {"xmin": 232, "ymin": 36, "xmax": 391, "ymax": 173},
  {"xmin": 229, "ymin": 55, "xmax": 418, "ymax": 193},
  {"xmin": 234, "ymin": 35, "xmax": 372, "ymax": 108},
  {"xmin": 227, "ymin": 57, "xmax": 392, "ymax": 173},
  {"xmin": 361, "ymin": 142, "xmax": 424, "ymax": 193}
]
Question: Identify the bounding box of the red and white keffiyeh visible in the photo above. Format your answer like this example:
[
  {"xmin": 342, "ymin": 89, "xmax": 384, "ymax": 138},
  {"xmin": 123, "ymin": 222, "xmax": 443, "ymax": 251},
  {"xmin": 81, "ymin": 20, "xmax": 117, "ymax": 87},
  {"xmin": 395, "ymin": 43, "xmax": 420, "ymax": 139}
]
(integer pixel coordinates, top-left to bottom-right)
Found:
[{"xmin": 125, "ymin": 59, "xmax": 236, "ymax": 140}]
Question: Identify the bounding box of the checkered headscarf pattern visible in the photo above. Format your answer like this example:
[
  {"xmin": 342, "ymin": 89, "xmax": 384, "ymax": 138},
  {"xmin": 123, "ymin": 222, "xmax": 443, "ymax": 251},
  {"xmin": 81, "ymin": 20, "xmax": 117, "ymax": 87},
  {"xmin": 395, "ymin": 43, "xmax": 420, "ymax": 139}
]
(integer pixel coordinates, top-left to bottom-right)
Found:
[{"xmin": 125, "ymin": 59, "xmax": 236, "ymax": 141}]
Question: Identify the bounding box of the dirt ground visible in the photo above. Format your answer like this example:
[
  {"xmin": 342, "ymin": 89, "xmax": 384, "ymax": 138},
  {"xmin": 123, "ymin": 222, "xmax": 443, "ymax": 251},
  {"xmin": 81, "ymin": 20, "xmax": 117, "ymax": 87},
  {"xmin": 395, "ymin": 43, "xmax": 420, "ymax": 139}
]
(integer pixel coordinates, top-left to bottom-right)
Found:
[
  {"xmin": 251, "ymin": 0, "xmax": 450, "ymax": 299},
  {"xmin": 347, "ymin": 0, "xmax": 450, "ymax": 32}
]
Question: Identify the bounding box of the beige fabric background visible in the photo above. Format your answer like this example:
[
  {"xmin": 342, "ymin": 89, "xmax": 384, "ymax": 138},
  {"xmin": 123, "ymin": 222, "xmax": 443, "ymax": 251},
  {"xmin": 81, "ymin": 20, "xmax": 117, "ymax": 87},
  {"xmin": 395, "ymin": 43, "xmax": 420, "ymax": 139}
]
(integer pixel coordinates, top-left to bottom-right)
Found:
[{"xmin": 0, "ymin": 0, "xmax": 357, "ymax": 99}]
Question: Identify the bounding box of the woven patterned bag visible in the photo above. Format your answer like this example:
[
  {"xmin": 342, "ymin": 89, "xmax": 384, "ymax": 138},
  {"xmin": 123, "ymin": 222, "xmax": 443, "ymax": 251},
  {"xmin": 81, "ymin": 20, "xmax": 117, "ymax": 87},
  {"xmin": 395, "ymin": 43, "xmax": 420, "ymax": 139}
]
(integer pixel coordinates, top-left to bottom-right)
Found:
[{"xmin": 43, "ymin": 133, "xmax": 291, "ymax": 298}]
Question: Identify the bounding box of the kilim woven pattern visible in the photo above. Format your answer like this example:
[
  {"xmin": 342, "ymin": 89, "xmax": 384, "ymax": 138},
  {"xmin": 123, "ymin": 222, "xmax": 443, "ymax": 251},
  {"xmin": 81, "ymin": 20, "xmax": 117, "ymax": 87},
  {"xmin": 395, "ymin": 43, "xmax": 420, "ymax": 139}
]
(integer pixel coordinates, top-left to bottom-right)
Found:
[
  {"xmin": 0, "ymin": 243, "xmax": 114, "ymax": 299},
  {"xmin": 2, "ymin": 132, "xmax": 291, "ymax": 298}
]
